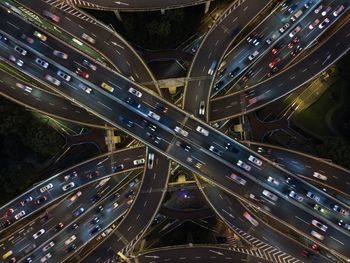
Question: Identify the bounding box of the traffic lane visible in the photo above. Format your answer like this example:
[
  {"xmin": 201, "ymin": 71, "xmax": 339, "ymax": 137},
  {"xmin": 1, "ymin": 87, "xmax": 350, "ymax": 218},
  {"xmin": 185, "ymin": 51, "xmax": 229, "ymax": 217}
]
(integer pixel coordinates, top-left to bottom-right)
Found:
[
  {"xmin": 184, "ymin": 0, "xmax": 271, "ymax": 115},
  {"xmin": 210, "ymin": 14, "xmax": 350, "ymax": 120},
  {"xmin": 81, "ymin": 153, "xmax": 170, "ymax": 263},
  {"xmin": 76, "ymin": 0, "xmax": 208, "ymax": 10},
  {"xmin": 202, "ymin": 185, "xmax": 327, "ymax": 263},
  {"xmin": 18, "ymin": 0, "xmax": 157, "ymax": 88},
  {"xmin": 0, "ymin": 70, "xmax": 107, "ymax": 127},
  {"xmin": 135, "ymin": 246, "xmax": 272, "ymax": 263}
]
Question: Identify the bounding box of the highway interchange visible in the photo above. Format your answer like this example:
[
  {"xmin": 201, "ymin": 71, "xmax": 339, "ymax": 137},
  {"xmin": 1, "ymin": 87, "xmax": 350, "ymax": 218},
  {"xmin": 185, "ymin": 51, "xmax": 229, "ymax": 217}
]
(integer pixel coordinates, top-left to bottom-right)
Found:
[{"xmin": 0, "ymin": 0, "xmax": 349, "ymax": 262}]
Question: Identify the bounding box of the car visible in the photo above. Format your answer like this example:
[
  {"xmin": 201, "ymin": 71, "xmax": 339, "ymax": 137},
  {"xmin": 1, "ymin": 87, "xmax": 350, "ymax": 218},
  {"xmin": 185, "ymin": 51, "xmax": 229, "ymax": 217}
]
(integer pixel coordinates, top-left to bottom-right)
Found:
[
  {"xmin": 119, "ymin": 116, "xmax": 133, "ymax": 128},
  {"xmin": 338, "ymin": 220, "xmax": 350, "ymax": 230},
  {"xmin": 199, "ymin": 101, "xmax": 205, "ymax": 115},
  {"xmin": 218, "ymin": 67, "xmax": 227, "ymax": 77},
  {"xmin": 81, "ymin": 33, "xmax": 95, "ymax": 44},
  {"xmin": 262, "ymin": 189, "xmax": 278, "ymax": 201},
  {"xmin": 57, "ymin": 70, "xmax": 71, "ymax": 81},
  {"xmin": 33, "ymin": 229, "xmax": 45, "ymax": 239},
  {"xmin": 35, "ymin": 58, "xmax": 49, "ymax": 68},
  {"xmin": 304, "ymin": 0, "xmax": 314, "ymax": 8},
  {"xmin": 64, "ymin": 171, "xmax": 78, "ymax": 181},
  {"xmin": 311, "ymin": 219, "xmax": 328, "ymax": 232},
  {"xmin": 69, "ymin": 191, "xmax": 82, "ymax": 202},
  {"xmin": 288, "ymin": 37, "xmax": 300, "ymax": 48},
  {"xmin": 289, "ymin": 190, "xmax": 303, "ymax": 202},
  {"xmin": 268, "ymin": 57, "xmax": 281, "ymax": 69},
  {"xmin": 267, "ymin": 176, "xmax": 279, "ymax": 185},
  {"xmin": 242, "ymin": 70, "xmax": 254, "ymax": 82},
  {"xmin": 289, "ymin": 26, "xmax": 301, "ymax": 38},
  {"xmin": 55, "ymin": 222, "xmax": 64, "ymax": 231},
  {"xmin": 42, "ymin": 10, "xmax": 60, "ymax": 22},
  {"xmin": 126, "ymin": 97, "xmax": 141, "ymax": 109},
  {"xmin": 112, "ymin": 164, "xmax": 124, "ymax": 172},
  {"xmin": 90, "ymin": 191, "xmax": 102, "ymax": 203},
  {"xmin": 279, "ymin": 23, "xmax": 290, "ymax": 33},
  {"xmin": 90, "ymin": 217, "xmax": 100, "ymax": 225},
  {"xmin": 229, "ymin": 173, "xmax": 247, "ymax": 185},
  {"xmin": 0, "ymin": 220, "xmax": 11, "ymax": 229},
  {"xmin": 174, "ymin": 126, "xmax": 189, "ymax": 137},
  {"xmin": 71, "ymin": 223, "xmax": 79, "ymax": 229},
  {"xmin": 35, "ymin": 196, "xmax": 48, "ymax": 205},
  {"xmin": 237, "ymin": 160, "xmax": 251, "ymax": 171},
  {"xmin": 90, "ymin": 224, "xmax": 102, "ymax": 235},
  {"xmin": 14, "ymin": 45, "xmax": 27, "ymax": 55},
  {"xmin": 155, "ymin": 102, "xmax": 168, "ymax": 113},
  {"xmin": 314, "ymin": 204, "xmax": 325, "ymax": 213},
  {"xmin": 14, "ymin": 210, "xmax": 25, "ymax": 220},
  {"xmin": 2, "ymin": 250, "xmax": 13, "ymax": 260},
  {"xmin": 176, "ymin": 141, "xmax": 191, "ymax": 152},
  {"xmin": 271, "ymin": 47, "xmax": 279, "ymax": 54},
  {"xmin": 321, "ymin": 6, "xmax": 332, "ymax": 16},
  {"xmin": 20, "ymin": 196, "xmax": 33, "ymax": 206},
  {"xmin": 86, "ymin": 170, "xmax": 100, "ymax": 179},
  {"xmin": 309, "ymin": 19, "xmax": 320, "ymax": 29},
  {"xmin": 248, "ymin": 155, "xmax": 263, "ymax": 166},
  {"xmin": 312, "ymin": 172, "xmax": 327, "ymax": 181},
  {"xmin": 243, "ymin": 211, "xmax": 259, "ymax": 226},
  {"xmin": 45, "ymin": 74, "xmax": 61, "ymax": 86},
  {"xmin": 287, "ymin": 3, "xmax": 298, "ymax": 13},
  {"xmin": 248, "ymin": 50, "xmax": 259, "ymax": 61},
  {"xmin": 62, "ymin": 182, "xmax": 75, "ymax": 191},
  {"xmin": 214, "ymin": 80, "xmax": 224, "ymax": 91},
  {"xmin": 3, "ymin": 208, "xmax": 14, "ymax": 218},
  {"xmin": 21, "ymin": 34, "xmax": 34, "ymax": 44},
  {"xmin": 208, "ymin": 60, "xmax": 218, "ymax": 75},
  {"xmin": 40, "ymin": 183, "xmax": 53, "ymax": 193},
  {"xmin": 142, "ymin": 119, "xmax": 157, "ymax": 131},
  {"xmin": 33, "ymin": 31, "xmax": 47, "ymax": 41},
  {"xmin": 8, "ymin": 55, "xmax": 24, "ymax": 67},
  {"xmin": 96, "ymin": 205, "xmax": 104, "ymax": 213},
  {"xmin": 265, "ymin": 32, "xmax": 280, "ymax": 45},
  {"xmin": 314, "ymin": 5, "xmax": 323, "ymax": 14},
  {"xmin": 146, "ymin": 132, "xmax": 161, "ymax": 144},
  {"xmin": 306, "ymin": 191, "xmax": 320, "ymax": 202},
  {"xmin": 148, "ymin": 111, "xmax": 160, "ymax": 121},
  {"xmin": 0, "ymin": 34, "xmax": 7, "ymax": 42},
  {"xmin": 42, "ymin": 241, "xmax": 55, "ymax": 252},
  {"xmin": 64, "ymin": 235, "xmax": 76, "ymax": 245},
  {"xmin": 290, "ymin": 45, "xmax": 303, "ymax": 56},
  {"xmin": 66, "ymin": 243, "xmax": 77, "ymax": 253},
  {"xmin": 76, "ymin": 68, "xmax": 89, "ymax": 79},
  {"xmin": 128, "ymin": 87, "xmax": 142, "ymax": 97},
  {"xmin": 319, "ymin": 18, "xmax": 330, "ymax": 29},
  {"xmin": 209, "ymin": 145, "xmax": 222, "ymax": 156},
  {"xmin": 53, "ymin": 50, "xmax": 68, "ymax": 59},
  {"xmin": 148, "ymin": 153, "xmax": 155, "ymax": 169},
  {"xmin": 229, "ymin": 67, "xmax": 240, "ymax": 77},
  {"xmin": 133, "ymin": 158, "xmax": 145, "ymax": 165},
  {"xmin": 24, "ymin": 257, "xmax": 32, "ymax": 263},
  {"xmin": 311, "ymin": 230, "xmax": 324, "ymax": 240},
  {"xmin": 40, "ymin": 253, "xmax": 52, "ymax": 263},
  {"xmin": 73, "ymin": 207, "xmax": 85, "ymax": 217},
  {"xmin": 83, "ymin": 59, "xmax": 97, "ymax": 71},
  {"xmin": 333, "ymin": 5, "xmax": 345, "ymax": 16},
  {"xmin": 196, "ymin": 126, "xmax": 209, "ymax": 136},
  {"xmin": 333, "ymin": 205, "xmax": 347, "ymax": 216},
  {"xmin": 113, "ymin": 201, "xmax": 119, "ymax": 209}
]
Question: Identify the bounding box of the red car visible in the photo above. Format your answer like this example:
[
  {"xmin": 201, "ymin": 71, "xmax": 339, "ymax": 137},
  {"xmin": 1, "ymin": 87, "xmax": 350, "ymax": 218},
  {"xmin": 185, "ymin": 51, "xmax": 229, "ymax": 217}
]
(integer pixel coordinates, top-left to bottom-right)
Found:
[
  {"xmin": 86, "ymin": 171, "xmax": 100, "ymax": 179},
  {"xmin": 76, "ymin": 68, "xmax": 89, "ymax": 79},
  {"xmin": 3, "ymin": 208, "xmax": 14, "ymax": 218},
  {"xmin": 271, "ymin": 47, "xmax": 279, "ymax": 55},
  {"xmin": 269, "ymin": 57, "xmax": 280, "ymax": 68}
]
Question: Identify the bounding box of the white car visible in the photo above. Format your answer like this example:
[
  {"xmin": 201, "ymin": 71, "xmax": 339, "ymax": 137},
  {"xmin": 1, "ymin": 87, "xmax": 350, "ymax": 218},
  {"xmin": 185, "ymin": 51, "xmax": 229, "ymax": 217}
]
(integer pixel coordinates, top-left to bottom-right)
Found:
[
  {"xmin": 112, "ymin": 202, "xmax": 119, "ymax": 209},
  {"xmin": 53, "ymin": 50, "xmax": 68, "ymax": 59},
  {"xmin": 147, "ymin": 153, "xmax": 154, "ymax": 169},
  {"xmin": 174, "ymin": 126, "xmax": 189, "ymax": 137},
  {"xmin": 319, "ymin": 18, "xmax": 330, "ymax": 29},
  {"xmin": 148, "ymin": 111, "xmax": 160, "ymax": 121},
  {"xmin": 289, "ymin": 26, "xmax": 301, "ymax": 38},
  {"xmin": 14, "ymin": 210, "xmax": 26, "ymax": 220},
  {"xmin": 262, "ymin": 189, "xmax": 278, "ymax": 201},
  {"xmin": 248, "ymin": 50, "xmax": 259, "ymax": 61},
  {"xmin": 133, "ymin": 158, "xmax": 145, "ymax": 165},
  {"xmin": 333, "ymin": 5, "xmax": 345, "ymax": 16},
  {"xmin": 314, "ymin": 5, "xmax": 323, "ymax": 14},
  {"xmin": 237, "ymin": 160, "xmax": 251, "ymax": 171},
  {"xmin": 289, "ymin": 190, "xmax": 303, "ymax": 202},
  {"xmin": 16, "ymin": 82, "xmax": 32, "ymax": 93},
  {"xmin": 248, "ymin": 155, "xmax": 262, "ymax": 166},
  {"xmin": 307, "ymin": 191, "xmax": 320, "ymax": 202},
  {"xmin": 199, "ymin": 101, "xmax": 205, "ymax": 115},
  {"xmin": 267, "ymin": 176, "xmax": 279, "ymax": 185},
  {"xmin": 196, "ymin": 126, "xmax": 209, "ymax": 136},
  {"xmin": 14, "ymin": 45, "xmax": 27, "ymax": 55},
  {"xmin": 128, "ymin": 87, "xmax": 142, "ymax": 97},
  {"xmin": 64, "ymin": 235, "xmax": 76, "ymax": 245},
  {"xmin": 45, "ymin": 74, "xmax": 61, "ymax": 86},
  {"xmin": 313, "ymin": 172, "xmax": 327, "ymax": 181},
  {"xmin": 81, "ymin": 33, "xmax": 95, "ymax": 44},
  {"xmin": 243, "ymin": 211, "xmax": 259, "ymax": 226},
  {"xmin": 279, "ymin": 23, "xmax": 290, "ymax": 33},
  {"xmin": 311, "ymin": 219, "xmax": 328, "ymax": 232},
  {"xmin": 321, "ymin": 6, "xmax": 332, "ymax": 16},
  {"xmin": 33, "ymin": 229, "xmax": 45, "ymax": 239},
  {"xmin": 62, "ymin": 182, "xmax": 75, "ymax": 191},
  {"xmin": 40, "ymin": 253, "xmax": 52, "ymax": 263},
  {"xmin": 57, "ymin": 70, "xmax": 71, "ymax": 81},
  {"xmin": 40, "ymin": 183, "xmax": 53, "ymax": 193},
  {"xmin": 311, "ymin": 230, "xmax": 324, "ymax": 240},
  {"xmin": 229, "ymin": 173, "xmax": 247, "ymax": 185},
  {"xmin": 42, "ymin": 241, "xmax": 55, "ymax": 252},
  {"xmin": 78, "ymin": 83, "xmax": 92, "ymax": 94},
  {"xmin": 35, "ymin": 58, "xmax": 49, "ymax": 68},
  {"xmin": 9, "ymin": 55, "xmax": 23, "ymax": 67}
]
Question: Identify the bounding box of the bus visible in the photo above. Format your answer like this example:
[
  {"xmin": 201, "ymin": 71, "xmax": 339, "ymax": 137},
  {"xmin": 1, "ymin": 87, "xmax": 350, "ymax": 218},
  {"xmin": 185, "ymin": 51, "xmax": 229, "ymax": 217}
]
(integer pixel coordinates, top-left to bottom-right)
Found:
[{"xmin": 101, "ymin": 82, "xmax": 114, "ymax": 92}]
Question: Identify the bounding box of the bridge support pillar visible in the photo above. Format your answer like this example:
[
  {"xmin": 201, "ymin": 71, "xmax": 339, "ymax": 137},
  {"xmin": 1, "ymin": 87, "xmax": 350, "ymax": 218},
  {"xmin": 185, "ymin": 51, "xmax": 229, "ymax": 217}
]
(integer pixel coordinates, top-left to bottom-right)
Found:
[
  {"xmin": 114, "ymin": 10, "xmax": 122, "ymax": 21},
  {"xmin": 161, "ymin": 9, "xmax": 165, "ymax": 15},
  {"xmin": 204, "ymin": 1, "xmax": 211, "ymax": 14}
]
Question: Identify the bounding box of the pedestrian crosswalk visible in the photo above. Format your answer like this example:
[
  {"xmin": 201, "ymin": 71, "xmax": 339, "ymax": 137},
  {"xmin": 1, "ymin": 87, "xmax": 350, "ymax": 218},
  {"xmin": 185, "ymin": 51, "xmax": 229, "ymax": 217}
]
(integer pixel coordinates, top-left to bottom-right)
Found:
[
  {"xmin": 229, "ymin": 226, "xmax": 302, "ymax": 263},
  {"xmin": 68, "ymin": 0, "xmax": 100, "ymax": 8},
  {"xmin": 43, "ymin": 0, "xmax": 97, "ymax": 24}
]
